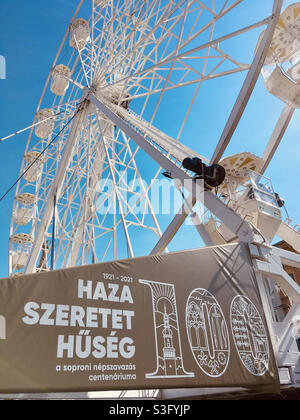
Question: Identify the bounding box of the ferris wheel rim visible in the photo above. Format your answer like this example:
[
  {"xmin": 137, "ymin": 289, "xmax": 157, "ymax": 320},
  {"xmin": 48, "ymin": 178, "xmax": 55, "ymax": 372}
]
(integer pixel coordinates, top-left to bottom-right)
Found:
[{"xmin": 9, "ymin": 0, "xmax": 285, "ymax": 277}]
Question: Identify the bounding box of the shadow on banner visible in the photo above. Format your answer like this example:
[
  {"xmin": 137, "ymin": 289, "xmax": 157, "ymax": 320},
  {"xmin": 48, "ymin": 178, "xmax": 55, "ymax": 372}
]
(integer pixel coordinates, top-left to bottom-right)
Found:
[{"xmin": 0, "ymin": 243, "xmax": 279, "ymax": 394}]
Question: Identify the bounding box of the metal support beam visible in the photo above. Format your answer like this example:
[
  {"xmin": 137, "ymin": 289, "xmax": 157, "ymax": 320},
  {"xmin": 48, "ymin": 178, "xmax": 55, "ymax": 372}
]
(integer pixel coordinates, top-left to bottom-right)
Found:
[
  {"xmin": 88, "ymin": 93, "xmax": 255, "ymax": 244},
  {"xmin": 25, "ymin": 104, "xmax": 88, "ymax": 274},
  {"xmin": 149, "ymin": 0, "xmax": 284, "ymax": 253},
  {"xmin": 253, "ymin": 253, "xmax": 300, "ymax": 304},
  {"xmin": 261, "ymin": 105, "xmax": 295, "ymax": 175},
  {"xmin": 190, "ymin": 215, "xmax": 215, "ymax": 247},
  {"xmin": 253, "ymin": 270, "xmax": 280, "ymax": 360},
  {"xmin": 271, "ymin": 246, "xmax": 300, "ymax": 269},
  {"xmin": 50, "ymin": 192, "xmax": 57, "ymax": 271},
  {"xmin": 210, "ymin": 0, "xmax": 284, "ymax": 165},
  {"xmin": 150, "ymin": 193, "xmax": 215, "ymax": 254},
  {"xmin": 150, "ymin": 195, "xmax": 196, "ymax": 254}
]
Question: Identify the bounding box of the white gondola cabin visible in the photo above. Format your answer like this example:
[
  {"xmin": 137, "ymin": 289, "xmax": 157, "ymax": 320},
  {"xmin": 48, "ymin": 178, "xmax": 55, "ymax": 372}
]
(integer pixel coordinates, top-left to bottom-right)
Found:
[
  {"xmin": 70, "ymin": 18, "xmax": 90, "ymax": 51},
  {"xmin": 10, "ymin": 233, "xmax": 33, "ymax": 270},
  {"xmin": 204, "ymin": 153, "xmax": 282, "ymax": 244},
  {"xmin": 258, "ymin": 3, "xmax": 300, "ymax": 107},
  {"xmin": 23, "ymin": 151, "xmax": 43, "ymax": 183},
  {"xmin": 35, "ymin": 109, "xmax": 55, "ymax": 139},
  {"xmin": 50, "ymin": 64, "xmax": 71, "ymax": 97},
  {"xmin": 13, "ymin": 193, "xmax": 35, "ymax": 226}
]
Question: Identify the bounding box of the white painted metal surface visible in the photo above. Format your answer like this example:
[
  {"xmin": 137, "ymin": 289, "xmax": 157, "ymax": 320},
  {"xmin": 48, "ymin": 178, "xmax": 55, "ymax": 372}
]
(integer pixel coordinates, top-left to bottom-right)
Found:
[{"xmin": 11, "ymin": 0, "xmax": 277, "ymax": 277}]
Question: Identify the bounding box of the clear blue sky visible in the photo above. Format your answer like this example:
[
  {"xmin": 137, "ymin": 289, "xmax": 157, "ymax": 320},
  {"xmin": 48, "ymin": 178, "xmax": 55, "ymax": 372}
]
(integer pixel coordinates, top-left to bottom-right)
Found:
[{"xmin": 0, "ymin": 0, "xmax": 299, "ymax": 278}]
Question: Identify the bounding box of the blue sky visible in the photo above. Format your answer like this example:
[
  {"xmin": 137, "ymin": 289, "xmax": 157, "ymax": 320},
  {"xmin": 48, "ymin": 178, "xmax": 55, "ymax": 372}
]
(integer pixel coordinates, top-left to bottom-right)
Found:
[{"xmin": 0, "ymin": 0, "xmax": 299, "ymax": 278}]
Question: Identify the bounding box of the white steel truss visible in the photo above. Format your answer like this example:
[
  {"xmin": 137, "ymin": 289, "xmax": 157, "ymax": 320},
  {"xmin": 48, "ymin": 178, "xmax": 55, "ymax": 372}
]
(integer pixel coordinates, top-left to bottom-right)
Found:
[
  {"xmin": 6, "ymin": 0, "xmax": 300, "ymax": 401},
  {"xmin": 9, "ymin": 0, "xmax": 281, "ymax": 276}
]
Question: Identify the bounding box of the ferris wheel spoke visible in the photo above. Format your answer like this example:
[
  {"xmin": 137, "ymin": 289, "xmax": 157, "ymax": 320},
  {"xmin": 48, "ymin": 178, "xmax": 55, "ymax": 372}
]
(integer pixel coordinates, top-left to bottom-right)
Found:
[
  {"xmin": 9, "ymin": 0, "xmax": 283, "ymax": 280},
  {"xmin": 210, "ymin": 0, "xmax": 283, "ymax": 165},
  {"xmin": 122, "ymin": 4, "xmax": 269, "ymax": 88},
  {"xmin": 91, "ymin": 4, "xmax": 120, "ymax": 78},
  {"xmin": 89, "ymin": 0, "xmax": 112, "ymax": 82},
  {"xmin": 117, "ymin": 15, "xmax": 263, "ymax": 87},
  {"xmin": 95, "ymin": 112, "xmax": 162, "ymax": 255},
  {"xmin": 149, "ymin": 0, "xmax": 191, "ymax": 124},
  {"xmin": 119, "ymin": 148, "xmax": 161, "ymax": 237},
  {"xmin": 65, "ymin": 117, "xmax": 106, "ymax": 265},
  {"xmin": 94, "ymin": 16, "xmax": 268, "ymax": 132},
  {"xmin": 71, "ymin": 44, "xmax": 92, "ymax": 88},
  {"xmin": 13, "ymin": 102, "xmax": 82, "ymax": 212},
  {"xmin": 49, "ymin": 106, "xmax": 160, "ymax": 266},
  {"xmin": 176, "ymin": 80, "xmax": 202, "ymax": 142},
  {"xmin": 99, "ymin": 0, "xmax": 186, "ymax": 86},
  {"xmin": 96, "ymin": 0, "xmax": 156, "ymax": 68},
  {"xmin": 22, "ymin": 104, "xmax": 88, "ymax": 274},
  {"xmin": 0, "ymin": 100, "xmax": 78, "ymax": 143},
  {"xmin": 98, "ymin": 0, "xmax": 212, "ymax": 87},
  {"xmin": 93, "ymin": 0, "xmax": 134, "ymax": 80},
  {"xmin": 102, "ymin": 119, "xmax": 160, "ymax": 247},
  {"xmin": 99, "ymin": 120, "xmax": 134, "ymax": 259}
]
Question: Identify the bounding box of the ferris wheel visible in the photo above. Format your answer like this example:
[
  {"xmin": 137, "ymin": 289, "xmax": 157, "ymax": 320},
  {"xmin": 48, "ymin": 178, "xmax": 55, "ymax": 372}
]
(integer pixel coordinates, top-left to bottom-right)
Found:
[{"xmin": 7, "ymin": 0, "xmax": 299, "ymax": 278}]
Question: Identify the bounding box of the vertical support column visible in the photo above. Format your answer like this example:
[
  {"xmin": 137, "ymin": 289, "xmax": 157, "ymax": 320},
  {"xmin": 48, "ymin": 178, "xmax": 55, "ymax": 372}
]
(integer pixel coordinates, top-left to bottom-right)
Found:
[
  {"xmin": 50, "ymin": 191, "xmax": 57, "ymax": 271},
  {"xmin": 254, "ymin": 271, "xmax": 279, "ymax": 358}
]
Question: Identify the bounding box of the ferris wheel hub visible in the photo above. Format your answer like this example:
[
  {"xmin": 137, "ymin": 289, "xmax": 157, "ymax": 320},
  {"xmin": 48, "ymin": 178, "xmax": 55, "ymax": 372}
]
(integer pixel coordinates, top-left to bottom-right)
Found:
[
  {"xmin": 9, "ymin": 0, "xmax": 299, "ymax": 282},
  {"xmin": 88, "ymin": 79, "xmax": 130, "ymax": 110}
]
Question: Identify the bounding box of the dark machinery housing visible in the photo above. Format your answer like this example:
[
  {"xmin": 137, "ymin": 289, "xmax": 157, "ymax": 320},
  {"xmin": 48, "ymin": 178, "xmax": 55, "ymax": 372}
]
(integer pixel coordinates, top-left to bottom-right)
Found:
[
  {"xmin": 112, "ymin": 94, "xmax": 131, "ymax": 110},
  {"xmin": 182, "ymin": 157, "xmax": 226, "ymax": 188}
]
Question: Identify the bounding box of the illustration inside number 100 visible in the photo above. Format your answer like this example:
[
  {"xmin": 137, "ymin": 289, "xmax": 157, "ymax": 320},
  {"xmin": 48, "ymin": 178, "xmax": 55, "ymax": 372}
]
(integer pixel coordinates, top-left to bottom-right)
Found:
[
  {"xmin": 141, "ymin": 280, "xmax": 269, "ymax": 379},
  {"xmin": 139, "ymin": 280, "xmax": 194, "ymax": 379}
]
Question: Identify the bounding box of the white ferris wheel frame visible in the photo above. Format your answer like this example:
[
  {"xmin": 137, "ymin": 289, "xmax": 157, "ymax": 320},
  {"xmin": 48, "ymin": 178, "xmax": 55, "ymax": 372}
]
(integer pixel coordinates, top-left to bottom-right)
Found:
[{"xmin": 7, "ymin": 0, "xmax": 289, "ymax": 278}]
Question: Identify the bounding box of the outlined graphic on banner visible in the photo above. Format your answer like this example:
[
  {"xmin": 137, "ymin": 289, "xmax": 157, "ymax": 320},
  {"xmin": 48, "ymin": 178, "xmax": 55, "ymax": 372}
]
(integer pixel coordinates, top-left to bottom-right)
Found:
[
  {"xmin": 0, "ymin": 244, "xmax": 280, "ymax": 393},
  {"xmin": 139, "ymin": 279, "xmax": 194, "ymax": 379},
  {"xmin": 186, "ymin": 288, "xmax": 230, "ymax": 378},
  {"xmin": 0, "ymin": 315, "xmax": 6, "ymax": 340},
  {"xmin": 230, "ymin": 295, "xmax": 269, "ymax": 376}
]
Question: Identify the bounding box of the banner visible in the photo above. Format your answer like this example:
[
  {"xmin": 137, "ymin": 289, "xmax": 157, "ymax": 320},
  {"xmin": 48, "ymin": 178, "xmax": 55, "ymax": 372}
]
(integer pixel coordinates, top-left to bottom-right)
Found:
[{"xmin": 0, "ymin": 243, "xmax": 279, "ymax": 394}]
